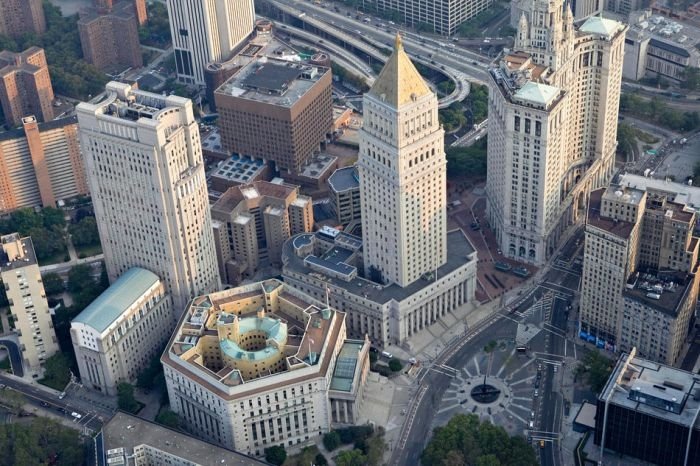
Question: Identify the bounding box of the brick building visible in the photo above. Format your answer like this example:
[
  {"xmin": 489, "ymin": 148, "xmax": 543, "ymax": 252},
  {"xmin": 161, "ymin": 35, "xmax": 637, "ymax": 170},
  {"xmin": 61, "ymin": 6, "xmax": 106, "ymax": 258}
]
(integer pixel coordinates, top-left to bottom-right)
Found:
[{"xmin": 0, "ymin": 47, "xmax": 54, "ymax": 128}]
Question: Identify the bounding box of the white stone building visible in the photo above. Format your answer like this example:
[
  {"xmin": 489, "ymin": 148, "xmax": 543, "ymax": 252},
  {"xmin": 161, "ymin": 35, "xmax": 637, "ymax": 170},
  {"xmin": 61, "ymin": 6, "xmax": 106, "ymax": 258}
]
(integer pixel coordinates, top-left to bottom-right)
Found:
[
  {"xmin": 487, "ymin": 3, "xmax": 627, "ymax": 265},
  {"xmin": 70, "ymin": 268, "xmax": 174, "ymax": 396},
  {"xmin": 76, "ymin": 82, "xmax": 221, "ymax": 315},
  {"xmin": 161, "ymin": 280, "xmax": 370, "ymax": 457}
]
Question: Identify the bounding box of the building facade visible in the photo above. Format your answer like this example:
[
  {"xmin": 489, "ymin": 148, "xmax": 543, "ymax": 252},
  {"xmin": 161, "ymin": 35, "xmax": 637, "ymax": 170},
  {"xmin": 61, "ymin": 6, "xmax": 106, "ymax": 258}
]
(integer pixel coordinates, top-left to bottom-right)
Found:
[
  {"xmin": 71, "ymin": 268, "xmax": 173, "ymax": 396},
  {"xmin": 166, "ymin": 0, "xmax": 256, "ymax": 85},
  {"xmin": 373, "ymin": 0, "xmax": 492, "ymax": 36},
  {"xmin": 328, "ymin": 166, "xmax": 361, "ymax": 226},
  {"xmin": 579, "ymin": 184, "xmax": 700, "ymax": 365},
  {"xmin": 0, "ymin": 47, "xmax": 54, "ymax": 128},
  {"xmin": 0, "ymin": 233, "xmax": 59, "ymax": 373},
  {"xmin": 511, "ymin": 0, "xmax": 603, "ymax": 28},
  {"xmin": 210, "ymin": 181, "xmax": 313, "ymax": 285},
  {"xmin": 100, "ymin": 412, "xmax": 267, "ymax": 466},
  {"xmin": 0, "ymin": 0, "xmax": 45, "ymax": 38},
  {"xmin": 359, "ymin": 35, "xmax": 446, "ymax": 287},
  {"xmin": 77, "ymin": 0, "xmax": 144, "ymax": 73},
  {"xmin": 486, "ymin": 6, "xmax": 627, "ymax": 265},
  {"xmin": 76, "ymin": 82, "xmax": 221, "ymax": 315},
  {"xmin": 215, "ymin": 59, "xmax": 333, "ymax": 174},
  {"xmin": 282, "ymin": 227, "xmax": 477, "ymax": 347},
  {"xmin": 162, "ymin": 280, "xmax": 370, "ymax": 457},
  {"xmin": 0, "ymin": 115, "xmax": 88, "ymax": 214},
  {"xmin": 595, "ymin": 351, "xmax": 700, "ymax": 466}
]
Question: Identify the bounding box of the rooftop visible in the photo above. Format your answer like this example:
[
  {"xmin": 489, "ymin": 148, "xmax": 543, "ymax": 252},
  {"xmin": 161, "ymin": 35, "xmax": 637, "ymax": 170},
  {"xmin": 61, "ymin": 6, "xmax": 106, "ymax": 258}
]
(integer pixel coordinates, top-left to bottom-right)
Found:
[
  {"xmin": 0, "ymin": 115, "xmax": 78, "ymax": 143},
  {"xmin": 283, "ymin": 229, "xmax": 476, "ymax": 305},
  {"xmin": 72, "ymin": 268, "xmax": 161, "ymax": 334},
  {"xmin": 298, "ymin": 152, "xmax": 337, "ymax": 179},
  {"xmin": 0, "ymin": 233, "xmax": 38, "ymax": 272},
  {"xmin": 599, "ymin": 352, "xmax": 700, "ymax": 428},
  {"xmin": 623, "ymin": 270, "xmax": 695, "ymax": 318},
  {"xmin": 212, "ymin": 180, "xmax": 298, "ymax": 215},
  {"xmin": 210, "ymin": 154, "xmax": 267, "ymax": 185},
  {"xmin": 579, "ymin": 16, "xmax": 625, "ymax": 39},
  {"xmin": 329, "ymin": 340, "xmax": 364, "ymax": 392},
  {"xmin": 99, "ymin": 411, "xmax": 267, "ymax": 466},
  {"xmin": 513, "ymin": 81, "xmax": 562, "ymax": 107},
  {"xmin": 164, "ymin": 280, "xmax": 347, "ymax": 395},
  {"xmin": 618, "ymin": 173, "xmax": 700, "ymax": 213},
  {"xmin": 586, "ymin": 189, "xmax": 636, "ymax": 239},
  {"xmin": 216, "ymin": 58, "xmax": 329, "ymax": 108},
  {"xmin": 367, "ymin": 34, "xmax": 432, "ymax": 108},
  {"xmin": 328, "ymin": 166, "xmax": 360, "ymax": 193}
]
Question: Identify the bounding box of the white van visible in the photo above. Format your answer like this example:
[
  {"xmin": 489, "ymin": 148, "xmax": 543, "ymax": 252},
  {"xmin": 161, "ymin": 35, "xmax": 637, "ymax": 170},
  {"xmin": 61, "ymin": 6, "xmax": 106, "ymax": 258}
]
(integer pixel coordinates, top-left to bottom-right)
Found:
[{"xmin": 381, "ymin": 351, "xmax": 393, "ymax": 359}]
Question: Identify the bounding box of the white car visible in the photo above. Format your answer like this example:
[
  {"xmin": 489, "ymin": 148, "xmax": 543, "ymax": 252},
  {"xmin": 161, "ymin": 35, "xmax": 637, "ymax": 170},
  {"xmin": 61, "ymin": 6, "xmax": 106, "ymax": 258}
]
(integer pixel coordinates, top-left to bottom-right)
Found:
[
  {"xmin": 71, "ymin": 412, "xmax": 82, "ymax": 420},
  {"xmin": 58, "ymin": 392, "xmax": 66, "ymax": 400}
]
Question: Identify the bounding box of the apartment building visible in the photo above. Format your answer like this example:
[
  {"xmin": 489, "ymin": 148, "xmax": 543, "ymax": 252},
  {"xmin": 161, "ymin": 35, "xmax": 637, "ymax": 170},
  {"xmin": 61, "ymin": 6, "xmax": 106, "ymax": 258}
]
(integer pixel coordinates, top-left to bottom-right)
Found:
[
  {"xmin": 0, "ymin": 115, "xmax": 88, "ymax": 214},
  {"xmin": 162, "ymin": 280, "xmax": 370, "ymax": 456},
  {"xmin": 373, "ymin": 0, "xmax": 492, "ymax": 36},
  {"xmin": 0, "ymin": 233, "xmax": 59, "ymax": 373},
  {"xmin": 579, "ymin": 184, "xmax": 700, "ymax": 365},
  {"xmin": 0, "ymin": 47, "xmax": 54, "ymax": 128},
  {"xmin": 596, "ymin": 351, "xmax": 700, "ymax": 466},
  {"xmin": 78, "ymin": 0, "xmax": 144, "ymax": 73},
  {"xmin": 211, "ymin": 181, "xmax": 313, "ymax": 285},
  {"xmin": 71, "ymin": 268, "xmax": 173, "ymax": 396},
  {"xmin": 76, "ymin": 82, "xmax": 221, "ymax": 315},
  {"xmin": 166, "ymin": 0, "xmax": 255, "ymax": 85},
  {"xmin": 215, "ymin": 57, "xmax": 333, "ymax": 175},
  {"xmin": 486, "ymin": 5, "xmax": 627, "ymax": 265},
  {"xmin": 0, "ymin": 0, "xmax": 45, "ymax": 38},
  {"xmin": 328, "ymin": 166, "xmax": 361, "ymax": 226}
]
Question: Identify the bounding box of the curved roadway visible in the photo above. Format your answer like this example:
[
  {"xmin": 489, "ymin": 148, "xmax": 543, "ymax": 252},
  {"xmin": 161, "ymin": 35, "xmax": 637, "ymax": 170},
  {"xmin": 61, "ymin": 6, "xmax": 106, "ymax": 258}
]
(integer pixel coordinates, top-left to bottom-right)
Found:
[{"xmin": 0, "ymin": 338, "xmax": 23, "ymax": 377}]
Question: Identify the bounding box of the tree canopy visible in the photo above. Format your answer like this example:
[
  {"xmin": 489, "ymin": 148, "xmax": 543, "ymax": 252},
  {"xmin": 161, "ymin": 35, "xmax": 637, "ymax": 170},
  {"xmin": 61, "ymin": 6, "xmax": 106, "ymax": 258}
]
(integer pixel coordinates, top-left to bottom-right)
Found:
[
  {"xmin": 264, "ymin": 445, "xmax": 287, "ymax": 465},
  {"xmin": 620, "ymin": 93, "xmax": 700, "ymax": 133},
  {"xmin": 68, "ymin": 216, "xmax": 100, "ymax": 247},
  {"xmin": 0, "ymin": 1, "xmax": 107, "ymax": 103},
  {"xmin": 39, "ymin": 352, "xmax": 72, "ymax": 391},
  {"xmin": 117, "ymin": 382, "xmax": 140, "ymax": 414},
  {"xmin": 446, "ymin": 138, "xmax": 487, "ymax": 178},
  {"xmin": 421, "ymin": 414, "xmax": 538, "ymax": 466},
  {"xmin": 0, "ymin": 208, "xmax": 67, "ymax": 262},
  {"xmin": 0, "ymin": 417, "xmax": 86, "ymax": 466},
  {"xmin": 576, "ymin": 350, "xmax": 613, "ymax": 394}
]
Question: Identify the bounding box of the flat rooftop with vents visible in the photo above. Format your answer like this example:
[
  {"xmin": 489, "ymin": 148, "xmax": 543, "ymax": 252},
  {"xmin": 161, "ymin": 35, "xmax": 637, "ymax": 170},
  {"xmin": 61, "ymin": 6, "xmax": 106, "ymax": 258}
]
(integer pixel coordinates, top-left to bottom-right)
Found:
[
  {"xmin": 600, "ymin": 352, "xmax": 700, "ymax": 426},
  {"xmin": 216, "ymin": 58, "xmax": 330, "ymax": 108}
]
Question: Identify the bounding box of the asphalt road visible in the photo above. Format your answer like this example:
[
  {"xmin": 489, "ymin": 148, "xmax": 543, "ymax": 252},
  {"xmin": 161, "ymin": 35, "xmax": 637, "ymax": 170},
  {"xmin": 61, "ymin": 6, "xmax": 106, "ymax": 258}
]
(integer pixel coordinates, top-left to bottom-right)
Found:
[
  {"xmin": 0, "ymin": 339, "xmax": 24, "ymax": 377},
  {"xmin": 0, "ymin": 373, "xmax": 106, "ymax": 433},
  {"xmin": 392, "ymin": 230, "xmax": 583, "ymax": 466}
]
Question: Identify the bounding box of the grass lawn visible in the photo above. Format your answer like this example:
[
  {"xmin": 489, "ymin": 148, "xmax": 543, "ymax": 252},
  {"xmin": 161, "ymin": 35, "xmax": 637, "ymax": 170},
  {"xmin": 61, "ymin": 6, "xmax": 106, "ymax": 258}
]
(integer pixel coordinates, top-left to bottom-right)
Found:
[{"xmin": 75, "ymin": 243, "xmax": 103, "ymax": 258}]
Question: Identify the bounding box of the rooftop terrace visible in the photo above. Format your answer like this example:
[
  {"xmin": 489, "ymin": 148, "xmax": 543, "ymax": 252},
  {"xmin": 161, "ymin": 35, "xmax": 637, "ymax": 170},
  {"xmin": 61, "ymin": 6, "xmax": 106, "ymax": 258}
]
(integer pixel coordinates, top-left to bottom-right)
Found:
[{"xmin": 623, "ymin": 270, "xmax": 695, "ymax": 318}]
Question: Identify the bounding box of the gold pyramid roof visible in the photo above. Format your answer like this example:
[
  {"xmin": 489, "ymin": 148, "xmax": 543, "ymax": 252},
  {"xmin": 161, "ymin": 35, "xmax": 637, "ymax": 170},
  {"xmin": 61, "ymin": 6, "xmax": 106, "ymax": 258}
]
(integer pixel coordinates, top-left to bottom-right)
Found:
[{"xmin": 367, "ymin": 34, "xmax": 432, "ymax": 107}]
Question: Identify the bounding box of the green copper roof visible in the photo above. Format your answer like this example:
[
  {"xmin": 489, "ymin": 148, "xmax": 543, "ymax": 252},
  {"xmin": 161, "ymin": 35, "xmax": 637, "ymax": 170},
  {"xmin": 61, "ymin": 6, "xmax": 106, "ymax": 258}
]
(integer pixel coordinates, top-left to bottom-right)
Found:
[
  {"xmin": 220, "ymin": 315, "xmax": 288, "ymax": 361},
  {"xmin": 71, "ymin": 268, "xmax": 161, "ymax": 333}
]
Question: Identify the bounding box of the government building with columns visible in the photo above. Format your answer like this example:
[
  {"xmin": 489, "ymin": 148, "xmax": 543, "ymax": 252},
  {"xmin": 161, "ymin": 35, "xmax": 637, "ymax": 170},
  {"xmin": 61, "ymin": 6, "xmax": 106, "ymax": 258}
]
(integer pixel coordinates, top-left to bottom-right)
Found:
[
  {"xmin": 486, "ymin": 2, "xmax": 627, "ymax": 265},
  {"xmin": 282, "ymin": 36, "xmax": 477, "ymax": 347}
]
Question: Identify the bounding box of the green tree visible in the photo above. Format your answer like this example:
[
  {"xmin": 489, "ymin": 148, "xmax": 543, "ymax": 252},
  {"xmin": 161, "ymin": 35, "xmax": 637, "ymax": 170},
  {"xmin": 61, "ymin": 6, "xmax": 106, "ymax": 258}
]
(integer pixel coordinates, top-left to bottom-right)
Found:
[
  {"xmin": 445, "ymin": 138, "xmax": 487, "ymax": 178},
  {"xmin": 682, "ymin": 65, "xmax": 700, "ymax": 91},
  {"xmin": 315, "ymin": 453, "xmax": 329, "ymax": 466},
  {"xmin": 67, "ymin": 264, "xmax": 94, "ymax": 295},
  {"xmin": 577, "ymin": 350, "xmax": 613, "ymax": 394},
  {"xmin": 68, "ymin": 216, "xmax": 100, "ymax": 247},
  {"xmin": 389, "ymin": 358, "xmax": 403, "ymax": 372},
  {"xmin": 0, "ymin": 417, "xmax": 85, "ymax": 466},
  {"xmin": 0, "ymin": 388, "xmax": 26, "ymax": 413},
  {"xmin": 117, "ymin": 382, "xmax": 140, "ymax": 414},
  {"xmin": 38, "ymin": 353, "xmax": 72, "ymax": 391},
  {"xmin": 264, "ymin": 445, "xmax": 287, "ymax": 465},
  {"xmin": 323, "ymin": 431, "xmax": 341, "ymax": 451},
  {"xmin": 42, "ymin": 273, "xmax": 65, "ymax": 295},
  {"xmin": 421, "ymin": 414, "xmax": 538, "ymax": 466},
  {"xmin": 335, "ymin": 449, "xmax": 367, "ymax": 466},
  {"xmin": 155, "ymin": 409, "xmax": 181, "ymax": 429}
]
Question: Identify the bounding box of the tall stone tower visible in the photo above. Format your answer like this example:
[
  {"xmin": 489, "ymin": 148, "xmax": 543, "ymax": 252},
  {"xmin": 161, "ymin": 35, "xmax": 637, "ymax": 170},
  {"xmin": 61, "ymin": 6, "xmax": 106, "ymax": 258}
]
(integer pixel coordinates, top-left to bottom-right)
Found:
[
  {"xmin": 77, "ymin": 82, "xmax": 221, "ymax": 316},
  {"xmin": 358, "ymin": 35, "xmax": 447, "ymax": 287},
  {"xmin": 486, "ymin": 0, "xmax": 627, "ymax": 265}
]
